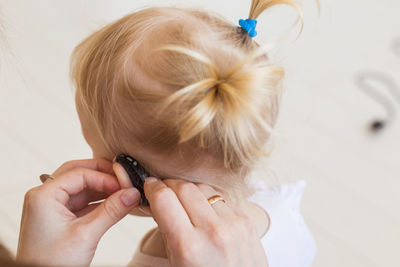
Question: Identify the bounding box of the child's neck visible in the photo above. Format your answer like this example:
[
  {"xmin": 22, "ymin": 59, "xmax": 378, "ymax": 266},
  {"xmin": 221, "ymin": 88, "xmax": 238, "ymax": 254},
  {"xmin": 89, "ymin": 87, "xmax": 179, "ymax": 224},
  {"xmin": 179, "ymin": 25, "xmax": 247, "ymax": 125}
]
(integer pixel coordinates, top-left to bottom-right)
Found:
[{"xmin": 141, "ymin": 201, "xmax": 270, "ymax": 258}]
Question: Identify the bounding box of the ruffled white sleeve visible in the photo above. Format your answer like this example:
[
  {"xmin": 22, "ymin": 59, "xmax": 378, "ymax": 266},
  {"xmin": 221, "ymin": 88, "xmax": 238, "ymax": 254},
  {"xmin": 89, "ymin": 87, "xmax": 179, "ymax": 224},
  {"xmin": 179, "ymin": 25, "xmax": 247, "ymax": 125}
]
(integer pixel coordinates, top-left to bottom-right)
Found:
[{"xmin": 247, "ymin": 179, "xmax": 317, "ymax": 267}]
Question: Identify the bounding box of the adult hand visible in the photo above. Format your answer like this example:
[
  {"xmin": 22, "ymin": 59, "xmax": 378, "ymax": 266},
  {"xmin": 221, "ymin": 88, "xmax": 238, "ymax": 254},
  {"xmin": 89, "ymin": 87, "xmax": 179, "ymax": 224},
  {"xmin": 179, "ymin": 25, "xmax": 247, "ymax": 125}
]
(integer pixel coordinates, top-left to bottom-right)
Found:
[
  {"xmin": 143, "ymin": 177, "xmax": 268, "ymax": 267},
  {"xmin": 17, "ymin": 159, "xmax": 141, "ymax": 267}
]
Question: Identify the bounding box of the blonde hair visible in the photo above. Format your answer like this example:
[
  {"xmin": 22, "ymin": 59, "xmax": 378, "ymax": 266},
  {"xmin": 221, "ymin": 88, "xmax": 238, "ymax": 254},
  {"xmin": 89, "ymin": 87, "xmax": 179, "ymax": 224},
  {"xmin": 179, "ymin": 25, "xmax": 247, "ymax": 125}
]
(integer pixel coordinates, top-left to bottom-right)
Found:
[{"xmin": 71, "ymin": 0, "xmax": 301, "ymax": 203}]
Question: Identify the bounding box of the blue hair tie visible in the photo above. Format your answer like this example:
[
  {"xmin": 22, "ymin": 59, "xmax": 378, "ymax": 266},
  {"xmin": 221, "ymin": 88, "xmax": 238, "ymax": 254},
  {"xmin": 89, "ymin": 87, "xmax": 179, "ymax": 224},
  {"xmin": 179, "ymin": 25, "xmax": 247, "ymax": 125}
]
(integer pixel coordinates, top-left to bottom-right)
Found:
[{"xmin": 239, "ymin": 18, "xmax": 258, "ymax": 38}]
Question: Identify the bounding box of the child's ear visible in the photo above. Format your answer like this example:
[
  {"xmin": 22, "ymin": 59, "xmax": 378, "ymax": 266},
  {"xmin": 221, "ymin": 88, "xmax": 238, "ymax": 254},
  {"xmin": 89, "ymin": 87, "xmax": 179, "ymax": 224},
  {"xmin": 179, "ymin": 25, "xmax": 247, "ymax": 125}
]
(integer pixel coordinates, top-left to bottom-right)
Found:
[{"xmin": 113, "ymin": 162, "xmax": 134, "ymax": 189}]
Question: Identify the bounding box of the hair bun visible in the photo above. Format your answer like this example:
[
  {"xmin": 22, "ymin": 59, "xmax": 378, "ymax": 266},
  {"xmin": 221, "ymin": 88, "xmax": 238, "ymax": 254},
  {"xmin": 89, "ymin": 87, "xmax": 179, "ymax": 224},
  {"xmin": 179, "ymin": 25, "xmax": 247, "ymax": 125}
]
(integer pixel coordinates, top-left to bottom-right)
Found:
[{"xmin": 153, "ymin": 44, "xmax": 284, "ymax": 170}]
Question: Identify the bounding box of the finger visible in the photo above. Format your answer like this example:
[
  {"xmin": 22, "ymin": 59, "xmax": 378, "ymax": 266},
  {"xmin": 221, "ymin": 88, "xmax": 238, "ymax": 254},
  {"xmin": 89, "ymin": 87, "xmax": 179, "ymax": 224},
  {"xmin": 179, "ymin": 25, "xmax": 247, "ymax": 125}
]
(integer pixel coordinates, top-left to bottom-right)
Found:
[
  {"xmin": 159, "ymin": 231, "xmax": 172, "ymax": 259},
  {"xmin": 163, "ymin": 179, "xmax": 220, "ymax": 229},
  {"xmin": 46, "ymin": 168, "xmax": 120, "ymax": 205},
  {"xmin": 112, "ymin": 162, "xmax": 133, "ymax": 189},
  {"xmin": 52, "ymin": 158, "xmax": 114, "ymax": 177},
  {"xmin": 67, "ymin": 190, "xmax": 109, "ymax": 212},
  {"xmin": 74, "ymin": 202, "xmax": 102, "ymax": 217},
  {"xmin": 196, "ymin": 183, "xmax": 236, "ymax": 221},
  {"xmin": 144, "ymin": 178, "xmax": 194, "ymax": 241},
  {"xmin": 82, "ymin": 188, "xmax": 141, "ymax": 239}
]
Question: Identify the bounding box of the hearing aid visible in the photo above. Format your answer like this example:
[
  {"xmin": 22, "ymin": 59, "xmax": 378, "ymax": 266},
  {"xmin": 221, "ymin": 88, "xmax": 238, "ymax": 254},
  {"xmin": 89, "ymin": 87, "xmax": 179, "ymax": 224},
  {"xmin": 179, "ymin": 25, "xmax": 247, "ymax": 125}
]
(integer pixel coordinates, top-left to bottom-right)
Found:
[{"xmin": 114, "ymin": 154, "xmax": 150, "ymax": 206}]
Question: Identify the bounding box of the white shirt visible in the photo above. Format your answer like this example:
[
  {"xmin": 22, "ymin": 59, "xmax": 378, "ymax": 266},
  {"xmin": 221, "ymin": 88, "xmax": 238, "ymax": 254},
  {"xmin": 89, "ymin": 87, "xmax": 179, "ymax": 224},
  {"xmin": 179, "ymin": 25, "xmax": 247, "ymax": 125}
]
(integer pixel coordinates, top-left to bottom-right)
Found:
[
  {"xmin": 247, "ymin": 179, "xmax": 316, "ymax": 267},
  {"xmin": 127, "ymin": 179, "xmax": 316, "ymax": 267}
]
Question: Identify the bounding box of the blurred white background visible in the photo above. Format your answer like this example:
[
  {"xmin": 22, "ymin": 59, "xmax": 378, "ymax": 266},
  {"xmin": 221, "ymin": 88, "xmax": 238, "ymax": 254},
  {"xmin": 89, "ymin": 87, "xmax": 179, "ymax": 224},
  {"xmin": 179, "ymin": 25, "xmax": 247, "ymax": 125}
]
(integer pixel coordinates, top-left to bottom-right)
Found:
[{"xmin": 0, "ymin": 0, "xmax": 399, "ymax": 266}]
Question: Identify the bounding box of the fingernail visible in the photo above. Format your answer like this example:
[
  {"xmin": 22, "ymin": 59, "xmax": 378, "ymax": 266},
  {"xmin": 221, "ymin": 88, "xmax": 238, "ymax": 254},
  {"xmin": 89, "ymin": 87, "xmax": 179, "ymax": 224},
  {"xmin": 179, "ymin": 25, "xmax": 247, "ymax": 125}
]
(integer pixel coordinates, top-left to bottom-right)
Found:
[
  {"xmin": 145, "ymin": 177, "xmax": 158, "ymax": 184},
  {"xmin": 121, "ymin": 188, "xmax": 140, "ymax": 207}
]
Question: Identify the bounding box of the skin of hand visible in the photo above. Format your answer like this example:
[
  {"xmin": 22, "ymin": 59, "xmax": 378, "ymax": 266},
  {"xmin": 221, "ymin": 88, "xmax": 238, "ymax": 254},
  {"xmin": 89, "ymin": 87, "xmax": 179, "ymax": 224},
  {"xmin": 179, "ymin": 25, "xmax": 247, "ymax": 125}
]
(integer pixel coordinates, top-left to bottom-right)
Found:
[
  {"xmin": 16, "ymin": 158, "xmax": 141, "ymax": 267},
  {"xmin": 142, "ymin": 177, "xmax": 269, "ymax": 267}
]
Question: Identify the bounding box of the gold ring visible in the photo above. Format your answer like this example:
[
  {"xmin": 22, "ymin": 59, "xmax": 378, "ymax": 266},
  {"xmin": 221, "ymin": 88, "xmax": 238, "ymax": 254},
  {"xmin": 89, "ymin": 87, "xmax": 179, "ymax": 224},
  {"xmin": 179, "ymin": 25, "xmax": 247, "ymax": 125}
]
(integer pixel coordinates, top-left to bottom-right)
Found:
[
  {"xmin": 207, "ymin": 195, "xmax": 225, "ymax": 205},
  {"xmin": 40, "ymin": 174, "xmax": 56, "ymax": 183}
]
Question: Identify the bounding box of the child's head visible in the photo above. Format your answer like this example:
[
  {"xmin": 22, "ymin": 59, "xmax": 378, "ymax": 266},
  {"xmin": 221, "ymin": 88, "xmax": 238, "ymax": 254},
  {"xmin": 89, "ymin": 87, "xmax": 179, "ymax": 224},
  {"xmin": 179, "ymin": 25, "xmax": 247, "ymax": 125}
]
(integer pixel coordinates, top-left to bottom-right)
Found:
[{"xmin": 71, "ymin": 1, "xmax": 298, "ymax": 205}]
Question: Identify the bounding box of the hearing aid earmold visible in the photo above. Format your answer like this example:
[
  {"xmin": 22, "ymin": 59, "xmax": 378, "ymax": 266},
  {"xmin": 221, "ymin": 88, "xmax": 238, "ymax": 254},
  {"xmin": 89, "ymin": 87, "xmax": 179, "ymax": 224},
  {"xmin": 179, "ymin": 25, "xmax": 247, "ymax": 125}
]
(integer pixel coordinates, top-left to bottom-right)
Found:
[{"xmin": 114, "ymin": 154, "xmax": 150, "ymax": 206}]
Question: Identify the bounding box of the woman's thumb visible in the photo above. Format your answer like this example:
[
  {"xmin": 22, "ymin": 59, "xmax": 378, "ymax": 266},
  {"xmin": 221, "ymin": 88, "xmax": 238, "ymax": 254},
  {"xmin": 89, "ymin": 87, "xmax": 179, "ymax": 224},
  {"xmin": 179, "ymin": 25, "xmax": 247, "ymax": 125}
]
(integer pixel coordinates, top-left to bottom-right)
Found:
[{"xmin": 86, "ymin": 188, "xmax": 141, "ymax": 238}]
